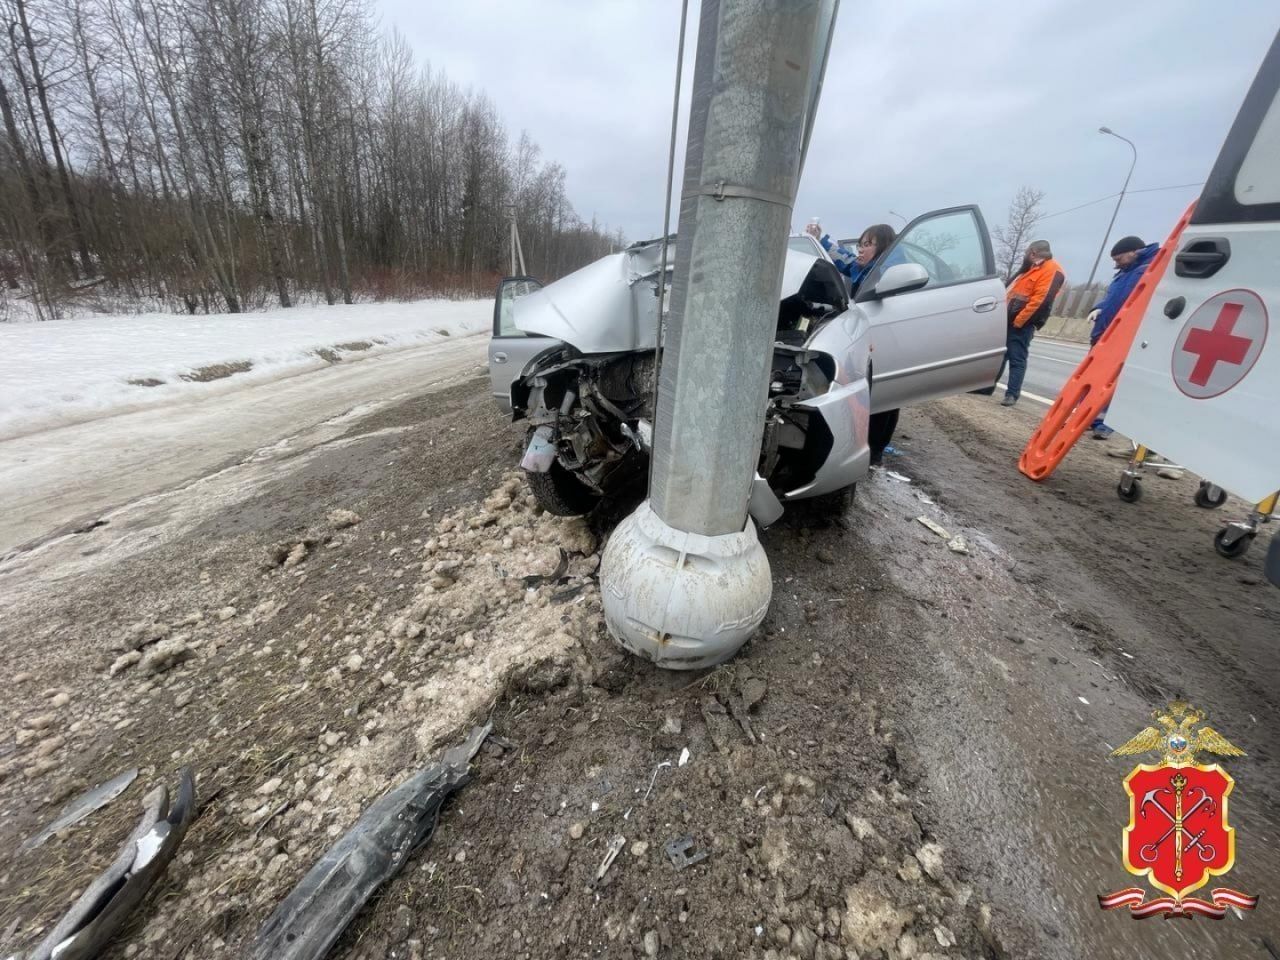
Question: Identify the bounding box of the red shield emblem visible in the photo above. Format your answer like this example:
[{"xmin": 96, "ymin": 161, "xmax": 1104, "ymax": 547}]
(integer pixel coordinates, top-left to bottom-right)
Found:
[{"xmin": 1124, "ymin": 764, "xmax": 1234, "ymax": 899}]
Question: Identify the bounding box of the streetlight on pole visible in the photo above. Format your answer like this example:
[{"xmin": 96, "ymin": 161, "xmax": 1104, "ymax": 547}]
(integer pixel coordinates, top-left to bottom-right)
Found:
[
  {"xmin": 888, "ymin": 210, "xmax": 907, "ymax": 226},
  {"xmin": 1082, "ymin": 126, "xmax": 1138, "ymax": 291}
]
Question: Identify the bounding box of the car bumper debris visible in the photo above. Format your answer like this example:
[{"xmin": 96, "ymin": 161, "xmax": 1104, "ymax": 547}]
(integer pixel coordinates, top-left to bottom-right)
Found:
[{"xmin": 248, "ymin": 723, "xmax": 492, "ymax": 960}]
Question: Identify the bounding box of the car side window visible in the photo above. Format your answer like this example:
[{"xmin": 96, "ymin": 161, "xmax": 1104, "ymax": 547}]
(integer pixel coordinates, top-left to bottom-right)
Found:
[
  {"xmin": 496, "ymin": 278, "xmax": 541, "ymax": 336},
  {"xmin": 1235, "ymin": 81, "xmax": 1280, "ymax": 206},
  {"xmin": 893, "ymin": 209, "xmax": 989, "ymax": 287}
]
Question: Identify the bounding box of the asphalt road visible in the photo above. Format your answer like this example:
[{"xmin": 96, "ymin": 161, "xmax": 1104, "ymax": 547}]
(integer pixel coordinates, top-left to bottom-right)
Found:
[{"xmin": 998, "ymin": 336, "xmax": 1089, "ymax": 404}]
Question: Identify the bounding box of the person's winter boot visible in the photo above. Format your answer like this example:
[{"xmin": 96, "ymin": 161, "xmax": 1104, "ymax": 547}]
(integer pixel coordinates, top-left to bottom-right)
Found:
[
  {"xmin": 1000, "ymin": 394, "xmax": 1018, "ymax": 407},
  {"xmin": 1091, "ymin": 425, "xmax": 1114, "ymax": 440}
]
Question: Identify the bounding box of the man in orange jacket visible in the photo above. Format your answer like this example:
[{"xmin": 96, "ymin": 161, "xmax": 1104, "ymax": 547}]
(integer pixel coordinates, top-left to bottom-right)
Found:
[{"xmin": 996, "ymin": 239, "xmax": 1066, "ymax": 406}]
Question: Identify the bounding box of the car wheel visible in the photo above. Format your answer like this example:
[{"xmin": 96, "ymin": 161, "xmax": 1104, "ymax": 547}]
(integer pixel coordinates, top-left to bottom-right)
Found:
[
  {"xmin": 812, "ymin": 483, "xmax": 855, "ymax": 516},
  {"xmin": 526, "ymin": 461, "xmax": 601, "ymax": 517}
]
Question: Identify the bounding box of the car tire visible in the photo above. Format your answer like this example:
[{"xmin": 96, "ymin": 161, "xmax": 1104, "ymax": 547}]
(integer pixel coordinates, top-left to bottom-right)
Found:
[
  {"xmin": 813, "ymin": 483, "xmax": 855, "ymax": 516},
  {"xmin": 526, "ymin": 461, "xmax": 601, "ymax": 517}
]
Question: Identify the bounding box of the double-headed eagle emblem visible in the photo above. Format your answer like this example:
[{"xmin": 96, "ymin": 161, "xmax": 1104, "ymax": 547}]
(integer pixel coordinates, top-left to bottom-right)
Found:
[{"xmin": 1111, "ymin": 700, "xmax": 1245, "ymax": 765}]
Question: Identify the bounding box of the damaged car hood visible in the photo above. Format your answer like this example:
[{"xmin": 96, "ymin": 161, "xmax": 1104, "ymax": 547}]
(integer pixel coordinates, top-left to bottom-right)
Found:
[{"xmin": 513, "ymin": 236, "xmax": 826, "ymax": 354}]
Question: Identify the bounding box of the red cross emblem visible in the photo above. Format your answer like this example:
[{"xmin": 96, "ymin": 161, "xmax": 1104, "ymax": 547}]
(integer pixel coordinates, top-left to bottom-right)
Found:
[{"xmin": 1172, "ymin": 289, "xmax": 1268, "ymax": 399}]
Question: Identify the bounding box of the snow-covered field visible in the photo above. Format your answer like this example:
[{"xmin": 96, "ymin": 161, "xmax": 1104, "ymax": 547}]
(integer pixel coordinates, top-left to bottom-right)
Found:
[{"xmin": 0, "ymin": 299, "xmax": 491, "ymax": 440}]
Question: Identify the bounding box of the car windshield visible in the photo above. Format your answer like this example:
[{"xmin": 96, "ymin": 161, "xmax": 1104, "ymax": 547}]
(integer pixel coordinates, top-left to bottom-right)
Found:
[{"xmin": 787, "ymin": 236, "xmax": 820, "ymax": 256}]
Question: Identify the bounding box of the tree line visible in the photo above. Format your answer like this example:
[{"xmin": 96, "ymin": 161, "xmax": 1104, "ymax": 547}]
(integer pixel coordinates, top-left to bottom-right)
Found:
[{"xmin": 0, "ymin": 0, "xmax": 623, "ymax": 319}]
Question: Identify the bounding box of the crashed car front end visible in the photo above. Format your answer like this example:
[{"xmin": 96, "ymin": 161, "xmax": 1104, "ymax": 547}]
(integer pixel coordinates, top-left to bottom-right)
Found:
[{"xmin": 501, "ymin": 236, "xmax": 872, "ymax": 517}]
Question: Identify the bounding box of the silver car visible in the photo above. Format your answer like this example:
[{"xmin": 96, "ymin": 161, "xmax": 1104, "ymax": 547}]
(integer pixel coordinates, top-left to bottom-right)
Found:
[{"xmin": 488, "ymin": 205, "xmax": 1006, "ymax": 521}]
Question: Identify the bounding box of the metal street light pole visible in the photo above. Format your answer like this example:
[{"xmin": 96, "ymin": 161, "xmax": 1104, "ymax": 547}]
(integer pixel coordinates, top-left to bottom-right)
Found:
[
  {"xmin": 888, "ymin": 210, "xmax": 907, "ymax": 226},
  {"xmin": 600, "ymin": 0, "xmax": 838, "ymax": 670},
  {"xmin": 1082, "ymin": 126, "xmax": 1137, "ymax": 291}
]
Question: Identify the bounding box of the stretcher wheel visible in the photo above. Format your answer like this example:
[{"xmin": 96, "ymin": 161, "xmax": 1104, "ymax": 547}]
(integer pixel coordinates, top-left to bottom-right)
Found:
[
  {"xmin": 1194, "ymin": 483, "xmax": 1228, "ymax": 509},
  {"xmin": 1214, "ymin": 527, "xmax": 1254, "ymax": 559},
  {"xmin": 1117, "ymin": 477, "xmax": 1142, "ymax": 503}
]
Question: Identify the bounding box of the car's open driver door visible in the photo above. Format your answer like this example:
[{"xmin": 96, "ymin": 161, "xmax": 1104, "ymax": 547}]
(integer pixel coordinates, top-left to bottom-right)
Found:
[
  {"xmin": 488, "ymin": 276, "xmax": 551, "ymax": 414},
  {"xmin": 853, "ymin": 205, "xmax": 1006, "ymax": 413}
]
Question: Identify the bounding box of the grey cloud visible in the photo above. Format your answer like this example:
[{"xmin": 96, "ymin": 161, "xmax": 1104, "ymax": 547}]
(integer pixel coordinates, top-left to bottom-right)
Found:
[{"xmin": 385, "ymin": 0, "xmax": 1278, "ymax": 278}]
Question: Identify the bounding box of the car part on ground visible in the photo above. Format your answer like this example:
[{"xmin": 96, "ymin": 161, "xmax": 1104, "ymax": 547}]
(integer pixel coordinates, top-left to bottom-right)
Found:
[
  {"xmin": 248, "ymin": 723, "xmax": 491, "ymax": 960},
  {"xmin": 664, "ymin": 835, "xmax": 709, "ymax": 870},
  {"xmin": 589, "ymin": 835, "xmax": 627, "ymax": 890},
  {"xmin": 17, "ymin": 766, "xmax": 138, "ymax": 854},
  {"xmin": 19, "ymin": 768, "xmax": 195, "ymax": 960}
]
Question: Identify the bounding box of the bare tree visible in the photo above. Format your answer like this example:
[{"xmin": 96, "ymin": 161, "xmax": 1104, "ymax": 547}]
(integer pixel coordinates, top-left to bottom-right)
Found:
[
  {"xmin": 992, "ymin": 185, "xmax": 1046, "ymax": 281},
  {"xmin": 0, "ymin": 0, "xmax": 622, "ymax": 317}
]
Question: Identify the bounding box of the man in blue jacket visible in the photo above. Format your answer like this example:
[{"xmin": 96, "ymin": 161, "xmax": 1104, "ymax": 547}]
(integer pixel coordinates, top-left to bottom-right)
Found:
[{"xmin": 1088, "ymin": 235, "xmax": 1160, "ymax": 438}]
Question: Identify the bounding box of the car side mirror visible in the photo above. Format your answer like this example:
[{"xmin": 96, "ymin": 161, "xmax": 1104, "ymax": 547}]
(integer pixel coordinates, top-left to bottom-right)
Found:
[{"xmin": 869, "ymin": 262, "xmax": 930, "ymax": 299}]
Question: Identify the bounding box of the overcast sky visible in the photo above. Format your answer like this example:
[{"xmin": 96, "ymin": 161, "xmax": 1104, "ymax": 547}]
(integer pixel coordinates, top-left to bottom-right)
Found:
[{"xmin": 384, "ymin": 0, "xmax": 1279, "ymax": 282}]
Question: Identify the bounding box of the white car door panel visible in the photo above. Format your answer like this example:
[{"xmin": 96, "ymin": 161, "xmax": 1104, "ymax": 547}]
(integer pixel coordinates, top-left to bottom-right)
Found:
[
  {"xmin": 852, "ymin": 205, "xmax": 1006, "ymax": 413},
  {"xmin": 488, "ymin": 277, "xmax": 558, "ymax": 413}
]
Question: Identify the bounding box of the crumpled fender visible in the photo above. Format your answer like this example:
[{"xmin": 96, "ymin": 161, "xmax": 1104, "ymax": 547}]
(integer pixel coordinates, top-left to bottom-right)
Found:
[
  {"xmin": 22, "ymin": 767, "xmax": 196, "ymax": 960},
  {"xmin": 249, "ymin": 723, "xmax": 492, "ymax": 960}
]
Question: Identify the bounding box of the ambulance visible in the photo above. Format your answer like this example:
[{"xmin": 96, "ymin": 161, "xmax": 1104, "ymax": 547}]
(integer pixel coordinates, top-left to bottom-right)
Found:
[{"xmin": 1107, "ymin": 29, "xmax": 1280, "ymax": 583}]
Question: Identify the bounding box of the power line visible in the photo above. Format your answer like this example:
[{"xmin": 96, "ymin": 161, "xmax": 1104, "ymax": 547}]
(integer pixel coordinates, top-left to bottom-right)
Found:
[
  {"xmin": 1128, "ymin": 181, "xmax": 1205, "ymax": 195},
  {"xmin": 1040, "ymin": 193, "xmax": 1119, "ymax": 221},
  {"xmin": 1039, "ymin": 181, "xmax": 1205, "ymax": 221}
]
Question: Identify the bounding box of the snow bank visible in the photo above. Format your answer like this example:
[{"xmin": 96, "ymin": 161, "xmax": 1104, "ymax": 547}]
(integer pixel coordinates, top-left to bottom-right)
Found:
[{"xmin": 0, "ymin": 299, "xmax": 491, "ymax": 440}]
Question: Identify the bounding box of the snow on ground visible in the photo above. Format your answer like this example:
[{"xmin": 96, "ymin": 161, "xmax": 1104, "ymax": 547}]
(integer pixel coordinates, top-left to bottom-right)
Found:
[{"xmin": 0, "ymin": 298, "xmax": 491, "ymax": 440}]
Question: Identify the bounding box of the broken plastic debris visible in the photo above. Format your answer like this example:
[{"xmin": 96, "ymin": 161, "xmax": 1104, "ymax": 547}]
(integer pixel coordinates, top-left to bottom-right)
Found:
[
  {"xmin": 915, "ymin": 516, "xmax": 950, "ymax": 539},
  {"xmin": 1078, "ymin": 696, "xmax": 1090, "ymax": 705},
  {"xmin": 664, "ymin": 835, "xmax": 709, "ymax": 870},
  {"xmin": 21, "ymin": 768, "xmax": 195, "ymax": 960},
  {"xmin": 946, "ymin": 536, "xmax": 969, "ymax": 555},
  {"xmin": 590, "ymin": 835, "xmax": 626, "ymax": 889},
  {"xmin": 249, "ymin": 724, "xmax": 490, "ymax": 960},
  {"xmin": 19, "ymin": 767, "xmax": 138, "ymax": 854},
  {"xmin": 678, "ymin": 747, "xmax": 690, "ymax": 767},
  {"xmin": 642, "ymin": 760, "xmax": 672, "ymax": 803},
  {"xmin": 884, "ymin": 470, "xmax": 912, "ymax": 483},
  {"xmin": 521, "ymin": 549, "xmax": 568, "ymax": 588}
]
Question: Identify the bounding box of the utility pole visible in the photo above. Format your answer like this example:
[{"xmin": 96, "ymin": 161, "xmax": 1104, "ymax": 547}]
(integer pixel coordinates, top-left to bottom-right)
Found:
[
  {"xmin": 599, "ymin": 0, "xmax": 838, "ymax": 669},
  {"xmin": 1083, "ymin": 126, "xmax": 1138, "ymax": 291},
  {"xmin": 508, "ymin": 204, "xmax": 527, "ymax": 276}
]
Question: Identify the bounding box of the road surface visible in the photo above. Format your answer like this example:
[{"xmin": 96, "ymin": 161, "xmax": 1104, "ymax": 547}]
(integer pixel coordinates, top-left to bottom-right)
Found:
[
  {"xmin": 0, "ymin": 335, "xmax": 488, "ymax": 560},
  {"xmin": 998, "ymin": 336, "xmax": 1088, "ymax": 404}
]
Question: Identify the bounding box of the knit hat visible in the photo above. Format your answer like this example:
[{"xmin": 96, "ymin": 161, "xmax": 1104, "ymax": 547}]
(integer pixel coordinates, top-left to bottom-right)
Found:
[{"xmin": 1110, "ymin": 235, "xmax": 1145, "ymax": 256}]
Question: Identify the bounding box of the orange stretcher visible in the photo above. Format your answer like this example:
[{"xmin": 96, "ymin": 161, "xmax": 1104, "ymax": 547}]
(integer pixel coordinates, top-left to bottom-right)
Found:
[{"xmin": 1017, "ymin": 202, "xmax": 1196, "ymax": 482}]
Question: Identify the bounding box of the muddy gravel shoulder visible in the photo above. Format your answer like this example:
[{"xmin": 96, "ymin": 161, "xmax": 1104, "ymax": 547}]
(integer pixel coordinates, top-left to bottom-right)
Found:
[{"xmin": 2, "ymin": 380, "xmax": 1276, "ymax": 960}]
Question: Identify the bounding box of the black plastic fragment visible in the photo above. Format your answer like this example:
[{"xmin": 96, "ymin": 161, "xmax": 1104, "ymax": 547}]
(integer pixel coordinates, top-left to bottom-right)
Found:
[{"xmin": 249, "ymin": 723, "xmax": 491, "ymax": 960}]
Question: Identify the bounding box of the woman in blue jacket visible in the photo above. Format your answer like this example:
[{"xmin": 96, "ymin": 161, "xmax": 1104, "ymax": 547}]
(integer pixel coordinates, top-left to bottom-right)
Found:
[
  {"xmin": 1089, "ymin": 236, "xmax": 1160, "ymax": 438},
  {"xmin": 804, "ymin": 221, "xmax": 904, "ymax": 463},
  {"xmin": 806, "ymin": 222, "xmax": 902, "ymax": 297}
]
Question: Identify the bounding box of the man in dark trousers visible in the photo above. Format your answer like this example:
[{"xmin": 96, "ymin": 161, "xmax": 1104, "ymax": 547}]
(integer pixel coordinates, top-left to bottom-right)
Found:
[
  {"xmin": 997, "ymin": 240, "xmax": 1066, "ymax": 406},
  {"xmin": 1087, "ymin": 235, "xmax": 1160, "ymax": 438}
]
